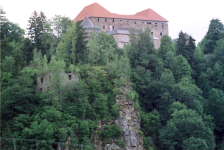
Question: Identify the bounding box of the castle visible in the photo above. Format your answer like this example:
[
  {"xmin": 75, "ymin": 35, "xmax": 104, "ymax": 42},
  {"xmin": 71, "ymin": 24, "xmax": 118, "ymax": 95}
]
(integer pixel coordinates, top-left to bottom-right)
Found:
[{"xmin": 74, "ymin": 2, "xmax": 169, "ymax": 49}]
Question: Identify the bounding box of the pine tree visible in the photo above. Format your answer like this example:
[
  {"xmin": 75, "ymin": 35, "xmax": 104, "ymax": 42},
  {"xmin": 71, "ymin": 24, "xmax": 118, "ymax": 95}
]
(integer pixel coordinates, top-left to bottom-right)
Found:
[
  {"xmin": 176, "ymin": 31, "xmax": 188, "ymax": 57},
  {"xmin": 203, "ymin": 19, "xmax": 224, "ymax": 54},
  {"xmin": 75, "ymin": 21, "xmax": 88, "ymax": 63},
  {"xmin": 27, "ymin": 11, "xmax": 47, "ymax": 54}
]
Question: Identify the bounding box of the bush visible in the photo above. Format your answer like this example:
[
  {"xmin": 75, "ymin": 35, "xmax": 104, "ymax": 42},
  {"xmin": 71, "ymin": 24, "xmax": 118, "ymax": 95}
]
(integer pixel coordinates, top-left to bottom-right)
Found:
[{"xmin": 102, "ymin": 125, "xmax": 122, "ymax": 139}]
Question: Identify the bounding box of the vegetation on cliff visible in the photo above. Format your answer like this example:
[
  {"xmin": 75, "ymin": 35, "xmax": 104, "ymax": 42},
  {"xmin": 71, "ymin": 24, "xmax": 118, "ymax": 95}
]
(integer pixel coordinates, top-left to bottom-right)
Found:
[{"xmin": 1, "ymin": 7, "xmax": 224, "ymax": 149}]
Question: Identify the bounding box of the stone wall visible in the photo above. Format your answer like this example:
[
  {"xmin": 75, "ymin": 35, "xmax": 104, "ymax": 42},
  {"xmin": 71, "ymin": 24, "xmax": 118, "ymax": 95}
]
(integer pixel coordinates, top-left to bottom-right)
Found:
[
  {"xmin": 89, "ymin": 17, "xmax": 168, "ymax": 49},
  {"xmin": 36, "ymin": 72, "xmax": 78, "ymax": 94}
]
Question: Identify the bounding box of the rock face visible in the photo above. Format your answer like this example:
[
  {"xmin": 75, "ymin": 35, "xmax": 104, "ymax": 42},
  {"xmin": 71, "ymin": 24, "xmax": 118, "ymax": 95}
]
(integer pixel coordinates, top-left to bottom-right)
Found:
[{"xmin": 92, "ymin": 86, "xmax": 143, "ymax": 150}]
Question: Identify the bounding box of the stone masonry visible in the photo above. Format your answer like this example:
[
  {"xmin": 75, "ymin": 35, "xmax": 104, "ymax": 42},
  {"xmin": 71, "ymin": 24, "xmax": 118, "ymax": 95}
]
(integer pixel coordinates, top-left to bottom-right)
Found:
[{"xmin": 89, "ymin": 17, "xmax": 168, "ymax": 49}]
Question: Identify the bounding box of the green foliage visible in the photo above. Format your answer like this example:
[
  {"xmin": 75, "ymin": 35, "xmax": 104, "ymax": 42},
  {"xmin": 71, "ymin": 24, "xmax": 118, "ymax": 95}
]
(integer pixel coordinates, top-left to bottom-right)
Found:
[
  {"xmin": 143, "ymin": 137, "xmax": 154, "ymax": 150},
  {"xmin": 56, "ymin": 22, "xmax": 77, "ymax": 66},
  {"xmin": 127, "ymin": 27, "xmax": 155, "ymax": 69},
  {"xmin": 102, "ymin": 125, "xmax": 122, "ymax": 139},
  {"xmin": 27, "ymin": 11, "xmax": 47, "ymax": 54},
  {"xmin": 172, "ymin": 55, "xmax": 191, "ymax": 82},
  {"xmin": 117, "ymin": 138, "xmax": 126, "ymax": 148},
  {"xmin": 157, "ymin": 35, "xmax": 175, "ymax": 60},
  {"xmin": 182, "ymin": 137, "xmax": 209, "ymax": 150},
  {"xmin": 140, "ymin": 110, "xmax": 161, "ymax": 138},
  {"xmin": 202, "ymin": 19, "xmax": 224, "ymax": 54},
  {"xmin": 159, "ymin": 102, "xmax": 215, "ymax": 150}
]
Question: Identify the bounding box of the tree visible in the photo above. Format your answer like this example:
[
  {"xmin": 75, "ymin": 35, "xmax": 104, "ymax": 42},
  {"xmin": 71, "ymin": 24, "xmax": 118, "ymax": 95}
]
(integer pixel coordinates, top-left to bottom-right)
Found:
[
  {"xmin": 127, "ymin": 27, "xmax": 155, "ymax": 69},
  {"xmin": 47, "ymin": 55, "xmax": 66, "ymax": 105},
  {"xmin": 87, "ymin": 32, "xmax": 100, "ymax": 65},
  {"xmin": 27, "ymin": 11, "xmax": 47, "ymax": 54},
  {"xmin": 74, "ymin": 21, "xmax": 88, "ymax": 63},
  {"xmin": 52, "ymin": 15, "xmax": 72, "ymax": 39},
  {"xmin": 157, "ymin": 35, "xmax": 175, "ymax": 60},
  {"xmin": 56, "ymin": 22, "xmax": 77, "ymax": 66},
  {"xmin": 172, "ymin": 55, "xmax": 191, "ymax": 82},
  {"xmin": 213, "ymin": 39, "xmax": 224, "ymax": 64},
  {"xmin": 186, "ymin": 36, "xmax": 196, "ymax": 66},
  {"xmin": 1, "ymin": 21, "xmax": 25, "ymax": 43},
  {"xmin": 2, "ymin": 56, "xmax": 15, "ymax": 73},
  {"xmin": 21, "ymin": 38, "xmax": 35, "ymax": 64},
  {"xmin": 176, "ymin": 31, "xmax": 187, "ymax": 57},
  {"xmin": 203, "ymin": 19, "xmax": 224, "ymax": 54},
  {"xmin": 159, "ymin": 102, "xmax": 215, "ymax": 150},
  {"xmin": 176, "ymin": 31, "xmax": 196, "ymax": 66},
  {"xmin": 13, "ymin": 49, "xmax": 26, "ymax": 75},
  {"xmin": 205, "ymin": 88, "xmax": 224, "ymax": 146}
]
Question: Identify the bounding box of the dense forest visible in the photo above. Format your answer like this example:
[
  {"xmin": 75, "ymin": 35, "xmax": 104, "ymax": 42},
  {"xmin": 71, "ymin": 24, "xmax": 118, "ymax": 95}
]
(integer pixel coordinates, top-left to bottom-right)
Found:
[{"xmin": 1, "ymin": 8, "xmax": 224, "ymax": 150}]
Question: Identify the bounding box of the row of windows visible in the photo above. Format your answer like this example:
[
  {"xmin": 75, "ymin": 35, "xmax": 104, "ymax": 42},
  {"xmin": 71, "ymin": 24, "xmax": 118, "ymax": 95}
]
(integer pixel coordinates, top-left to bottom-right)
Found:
[
  {"xmin": 151, "ymin": 32, "xmax": 163, "ymax": 36},
  {"xmin": 40, "ymin": 75, "xmax": 72, "ymax": 83},
  {"xmin": 97, "ymin": 18, "xmax": 164, "ymax": 27}
]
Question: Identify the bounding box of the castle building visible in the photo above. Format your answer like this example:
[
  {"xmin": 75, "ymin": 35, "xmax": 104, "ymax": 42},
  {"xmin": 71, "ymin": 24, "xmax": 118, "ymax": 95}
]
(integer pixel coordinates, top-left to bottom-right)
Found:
[{"xmin": 74, "ymin": 2, "xmax": 168, "ymax": 49}]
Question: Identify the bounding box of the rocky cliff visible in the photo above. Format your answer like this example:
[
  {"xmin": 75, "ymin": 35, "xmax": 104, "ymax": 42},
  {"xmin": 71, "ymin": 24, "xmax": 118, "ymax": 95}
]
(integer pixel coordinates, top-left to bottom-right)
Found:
[{"xmin": 91, "ymin": 86, "xmax": 143, "ymax": 150}]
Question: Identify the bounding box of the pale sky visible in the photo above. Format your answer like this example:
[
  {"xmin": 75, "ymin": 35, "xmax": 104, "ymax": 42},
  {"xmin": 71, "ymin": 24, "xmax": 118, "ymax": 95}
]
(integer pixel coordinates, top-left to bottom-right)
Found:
[{"xmin": 1, "ymin": 0, "xmax": 224, "ymax": 45}]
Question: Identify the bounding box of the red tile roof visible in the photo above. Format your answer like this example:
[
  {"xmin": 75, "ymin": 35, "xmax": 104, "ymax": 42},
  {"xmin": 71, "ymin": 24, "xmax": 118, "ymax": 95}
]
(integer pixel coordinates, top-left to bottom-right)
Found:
[{"xmin": 74, "ymin": 2, "xmax": 168, "ymax": 22}]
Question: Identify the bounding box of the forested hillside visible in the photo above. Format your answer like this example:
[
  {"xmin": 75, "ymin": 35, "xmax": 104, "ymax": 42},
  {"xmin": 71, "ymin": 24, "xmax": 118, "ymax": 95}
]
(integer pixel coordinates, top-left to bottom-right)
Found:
[{"xmin": 1, "ymin": 8, "xmax": 224, "ymax": 150}]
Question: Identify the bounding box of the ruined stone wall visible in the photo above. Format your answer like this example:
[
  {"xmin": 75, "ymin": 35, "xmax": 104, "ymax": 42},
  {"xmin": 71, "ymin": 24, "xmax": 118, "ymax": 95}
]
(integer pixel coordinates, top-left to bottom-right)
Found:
[
  {"xmin": 36, "ymin": 72, "xmax": 78, "ymax": 94},
  {"xmin": 89, "ymin": 17, "xmax": 168, "ymax": 49}
]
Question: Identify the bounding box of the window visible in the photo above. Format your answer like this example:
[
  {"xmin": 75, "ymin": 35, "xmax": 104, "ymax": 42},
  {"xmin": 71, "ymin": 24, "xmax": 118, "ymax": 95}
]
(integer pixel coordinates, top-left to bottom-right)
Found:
[
  {"xmin": 69, "ymin": 75, "xmax": 72, "ymax": 80},
  {"xmin": 142, "ymin": 22, "xmax": 144, "ymax": 23},
  {"xmin": 162, "ymin": 24, "xmax": 164, "ymax": 28},
  {"xmin": 49, "ymin": 76, "xmax": 51, "ymax": 82},
  {"xmin": 160, "ymin": 32, "xmax": 163, "ymax": 36},
  {"xmin": 40, "ymin": 88, "xmax": 42, "ymax": 92},
  {"xmin": 135, "ymin": 22, "xmax": 136, "ymax": 24},
  {"xmin": 113, "ymin": 26, "xmax": 114, "ymax": 29},
  {"xmin": 113, "ymin": 18, "xmax": 114, "ymax": 22},
  {"xmin": 41, "ymin": 78, "xmax": 43, "ymax": 83},
  {"xmin": 103, "ymin": 25, "xmax": 105, "ymax": 28},
  {"xmin": 157, "ymin": 41, "xmax": 159, "ymax": 45},
  {"xmin": 98, "ymin": 17, "xmax": 99, "ymax": 21},
  {"xmin": 105, "ymin": 18, "xmax": 107, "ymax": 22},
  {"xmin": 121, "ymin": 37, "xmax": 123, "ymax": 41},
  {"xmin": 47, "ymin": 87, "xmax": 49, "ymax": 90},
  {"xmin": 120, "ymin": 20, "xmax": 122, "ymax": 21},
  {"xmin": 147, "ymin": 22, "xmax": 151, "ymax": 24},
  {"xmin": 151, "ymin": 32, "xmax": 153, "ymax": 35},
  {"xmin": 155, "ymin": 25, "xmax": 157, "ymax": 27}
]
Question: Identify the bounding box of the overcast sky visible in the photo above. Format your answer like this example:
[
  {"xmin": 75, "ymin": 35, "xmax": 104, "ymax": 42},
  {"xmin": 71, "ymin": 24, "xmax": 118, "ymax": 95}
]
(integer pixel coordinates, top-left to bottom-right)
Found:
[{"xmin": 1, "ymin": 0, "xmax": 224, "ymax": 45}]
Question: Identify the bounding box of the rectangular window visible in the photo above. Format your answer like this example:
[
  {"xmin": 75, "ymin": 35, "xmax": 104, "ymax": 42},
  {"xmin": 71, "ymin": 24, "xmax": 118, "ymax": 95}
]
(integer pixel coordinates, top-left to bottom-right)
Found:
[
  {"xmin": 103, "ymin": 25, "xmax": 105, "ymax": 28},
  {"xmin": 41, "ymin": 78, "xmax": 43, "ymax": 83},
  {"xmin": 160, "ymin": 32, "xmax": 163, "ymax": 36},
  {"xmin": 162, "ymin": 24, "xmax": 164, "ymax": 28},
  {"xmin": 147, "ymin": 22, "xmax": 151, "ymax": 24},
  {"xmin": 113, "ymin": 18, "xmax": 114, "ymax": 22},
  {"xmin": 98, "ymin": 17, "xmax": 99, "ymax": 21},
  {"xmin": 40, "ymin": 88, "xmax": 42, "ymax": 92},
  {"xmin": 105, "ymin": 18, "xmax": 107, "ymax": 22},
  {"xmin": 69, "ymin": 75, "xmax": 72, "ymax": 80},
  {"xmin": 151, "ymin": 32, "xmax": 153, "ymax": 35},
  {"xmin": 113, "ymin": 26, "xmax": 114, "ymax": 29}
]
